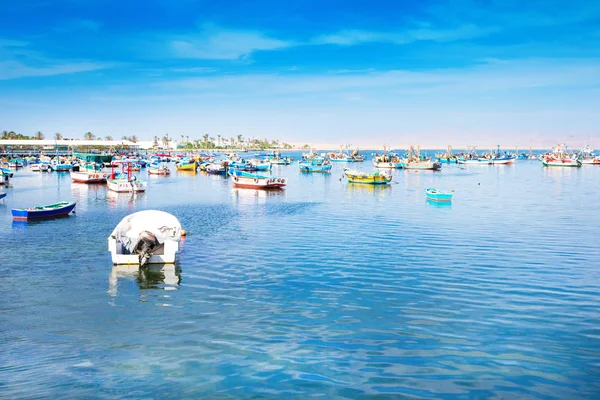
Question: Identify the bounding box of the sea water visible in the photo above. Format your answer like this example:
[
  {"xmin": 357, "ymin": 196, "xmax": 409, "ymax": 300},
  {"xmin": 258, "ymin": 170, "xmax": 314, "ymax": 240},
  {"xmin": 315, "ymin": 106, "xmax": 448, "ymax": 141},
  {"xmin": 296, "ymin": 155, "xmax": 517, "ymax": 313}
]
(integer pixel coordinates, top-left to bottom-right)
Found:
[{"xmin": 1, "ymin": 156, "xmax": 599, "ymax": 399}]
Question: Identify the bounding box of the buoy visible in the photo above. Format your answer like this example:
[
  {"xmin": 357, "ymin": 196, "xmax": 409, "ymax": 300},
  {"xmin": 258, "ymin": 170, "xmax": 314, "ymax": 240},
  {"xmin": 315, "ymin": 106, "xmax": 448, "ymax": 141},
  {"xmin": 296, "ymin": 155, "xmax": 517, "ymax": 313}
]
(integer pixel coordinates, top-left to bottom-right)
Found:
[{"xmin": 181, "ymin": 229, "xmax": 187, "ymax": 237}]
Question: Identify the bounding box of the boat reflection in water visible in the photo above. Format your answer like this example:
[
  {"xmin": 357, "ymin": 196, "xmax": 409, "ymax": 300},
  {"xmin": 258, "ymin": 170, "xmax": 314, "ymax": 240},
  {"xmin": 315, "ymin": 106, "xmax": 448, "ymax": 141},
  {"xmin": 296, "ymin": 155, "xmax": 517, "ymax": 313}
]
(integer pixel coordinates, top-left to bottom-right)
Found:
[
  {"xmin": 108, "ymin": 264, "xmax": 182, "ymax": 297},
  {"xmin": 426, "ymin": 198, "xmax": 452, "ymax": 208},
  {"xmin": 106, "ymin": 190, "xmax": 145, "ymax": 208},
  {"xmin": 231, "ymin": 187, "xmax": 286, "ymax": 206},
  {"xmin": 345, "ymin": 182, "xmax": 392, "ymax": 199}
]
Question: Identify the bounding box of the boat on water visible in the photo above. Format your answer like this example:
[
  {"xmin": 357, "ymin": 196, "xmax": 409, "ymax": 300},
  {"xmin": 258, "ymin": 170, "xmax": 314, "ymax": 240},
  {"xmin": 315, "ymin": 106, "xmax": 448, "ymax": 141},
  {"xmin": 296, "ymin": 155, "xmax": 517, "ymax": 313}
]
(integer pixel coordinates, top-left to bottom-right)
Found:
[
  {"xmin": 0, "ymin": 192, "xmax": 6, "ymax": 201},
  {"xmin": 206, "ymin": 162, "xmax": 228, "ymax": 175},
  {"xmin": 401, "ymin": 146, "xmax": 442, "ymax": 170},
  {"xmin": 0, "ymin": 169, "xmax": 9, "ymax": 185},
  {"xmin": 175, "ymin": 158, "xmax": 197, "ymax": 171},
  {"xmin": 108, "ymin": 210, "xmax": 182, "ymax": 266},
  {"xmin": 299, "ymin": 158, "xmax": 332, "ymax": 173},
  {"xmin": 436, "ymin": 146, "xmax": 458, "ymax": 164},
  {"xmin": 373, "ymin": 146, "xmax": 403, "ymax": 168},
  {"xmin": 229, "ymin": 169, "xmax": 286, "ymax": 189},
  {"xmin": 541, "ymin": 144, "xmax": 582, "ymax": 167},
  {"xmin": 426, "ymin": 188, "xmax": 453, "ymax": 202},
  {"xmin": 1, "ymin": 167, "xmax": 14, "ymax": 178},
  {"xmin": 578, "ymin": 143, "xmax": 600, "ymax": 165},
  {"xmin": 269, "ymin": 152, "xmax": 293, "ymax": 165},
  {"xmin": 12, "ymin": 201, "xmax": 76, "ymax": 221},
  {"xmin": 7, "ymin": 159, "xmax": 24, "ymax": 168},
  {"xmin": 49, "ymin": 159, "xmax": 72, "ymax": 172},
  {"xmin": 147, "ymin": 163, "xmax": 171, "ymax": 175},
  {"xmin": 107, "ymin": 162, "xmax": 147, "ymax": 192},
  {"xmin": 71, "ymin": 163, "xmax": 108, "ymax": 183},
  {"xmin": 344, "ymin": 168, "xmax": 392, "ymax": 184}
]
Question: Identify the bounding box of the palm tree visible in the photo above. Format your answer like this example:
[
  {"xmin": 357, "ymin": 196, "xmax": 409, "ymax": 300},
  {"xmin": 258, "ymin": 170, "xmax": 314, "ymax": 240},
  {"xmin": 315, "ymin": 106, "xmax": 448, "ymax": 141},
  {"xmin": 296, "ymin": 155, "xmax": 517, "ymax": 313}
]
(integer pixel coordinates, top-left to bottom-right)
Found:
[
  {"xmin": 203, "ymin": 134, "xmax": 209, "ymax": 147},
  {"xmin": 130, "ymin": 135, "xmax": 138, "ymax": 143},
  {"xmin": 84, "ymin": 132, "xmax": 95, "ymax": 140},
  {"xmin": 105, "ymin": 135, "xmax": 113, "ymax": 141},
  {"xmin": 237, "ymin": 134, "xmax": 243, "ymax": 145},
  {"xmin": 1, "ymin": 130, "xmax": 8, "ymax": 139},
  {"xmin": 186, "ymin": 135, "xmax": 189, "ymax": 144},
  {"xmin": 153, "ymin": 136, "xmax": 159, "ymax": 148},
  {"xmin": 162, "ymin": 136, "xmax": 168, "ymax": 148},
  {"xmin": 34, "ymin": 131, "xmax": 44, "ymax": 140},
  {"xmin": 54, "ymin": 132, "xmax": 63, "ymax": 140},
  {"xmin": 181, "ymin": 134, "xmax": 184, "ymax": 144}
]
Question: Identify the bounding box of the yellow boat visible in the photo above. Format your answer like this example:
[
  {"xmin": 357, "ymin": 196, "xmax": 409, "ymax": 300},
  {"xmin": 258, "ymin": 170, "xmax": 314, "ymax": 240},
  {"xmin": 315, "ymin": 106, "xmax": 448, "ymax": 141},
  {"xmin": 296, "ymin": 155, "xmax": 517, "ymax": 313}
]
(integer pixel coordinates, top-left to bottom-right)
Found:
[
  {"xmin": 344, "ymin": 168, "xmax": 392, "ymax": 185},
  {"xmin": 176, "ymin": 160, "xmax": 197, "ymax": 171}
]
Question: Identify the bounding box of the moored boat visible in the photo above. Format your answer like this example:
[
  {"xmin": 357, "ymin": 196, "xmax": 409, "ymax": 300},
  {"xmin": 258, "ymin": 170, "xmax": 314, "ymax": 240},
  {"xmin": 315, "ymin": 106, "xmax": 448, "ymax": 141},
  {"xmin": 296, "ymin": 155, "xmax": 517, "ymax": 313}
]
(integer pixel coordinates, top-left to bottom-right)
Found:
[
  {"xmin": 147, "ymin": 163, "xmax": 171, "ymax": 175},
  {"xmin": 426, "ymin": 188, "xmax": 453, "ymax": 202},
  {"xmin": 402, "ymin": 145, "xmax": 442, "ymax": 170},
  {"xmin": 344, "ymin": 168, "xmax": 392, "ymax": 184},
  {"xmin": 108, "ymin": 210, "xmax": 182, "ymax": 266},
  {"xmin": 229, "ymin": 170, "xmax": 286, "ymax": 189},
  {"xmin": 541, "ymin": 144, "xmax": 582, "ymax": 167},
  {"xmin": 71, "ymin": 163, "xmax": 108, "ymax": 183},
  {"xmin": 107, "ymin": 162, "xmax": 147, "ymax": 192},
  {"xmin": 11, "ymin": 201, "xmax": 76, "ymax": 221},
  {"xmin": 0, "ymin": 192, "xmax": 6, "ymax": 201},
  {"xmin": 175, "ymin": 159, "xmax": 197, "ymax": 171},
  {"xmin": 299, "ymin": 158, "xmax": 332, "ymax": 173}
]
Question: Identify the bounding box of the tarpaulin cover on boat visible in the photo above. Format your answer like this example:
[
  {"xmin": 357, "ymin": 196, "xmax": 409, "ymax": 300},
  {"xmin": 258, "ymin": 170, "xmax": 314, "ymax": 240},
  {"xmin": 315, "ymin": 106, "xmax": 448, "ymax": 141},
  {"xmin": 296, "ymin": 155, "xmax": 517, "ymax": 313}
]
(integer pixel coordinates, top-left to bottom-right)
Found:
[{"xmin": 109, "ymin": 210, "xmax": 181, "ymax": 253}]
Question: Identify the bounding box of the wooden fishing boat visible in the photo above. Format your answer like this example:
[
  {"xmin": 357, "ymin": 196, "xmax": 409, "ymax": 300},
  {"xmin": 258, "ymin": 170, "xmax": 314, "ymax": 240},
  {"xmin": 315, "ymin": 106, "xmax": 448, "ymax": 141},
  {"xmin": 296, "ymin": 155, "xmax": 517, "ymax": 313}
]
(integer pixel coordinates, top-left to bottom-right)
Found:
[
  {"xmin": 12, "ymin": 201, "xmax": 76, "ymax": 221},
  {"xmin": 541, "ymin": 144, "xmax": 581, "ymax": 167},
  {"xmin": 401, "ymin": 159, "xmax": 442, "ymax": 170},
  {"xmin": 229, "ymin": 170, "xmax": 286, "ymax": 189},
  {"xmin": 402, "ymin": 145, "xmax": 442, "ymax": 170},
  {"xmin": 147, "ymin": 163, "xmax": 171, "ymax": 175},
  {"xmin": 176, "ymin": 159, "xmax": 197, "ymax": 171},
  {"xmin": 344, "ymin": 168, "xmax": 392, "ymax": 184},
  {"xmin": 108, "ymin": 210, "xmax": 182, "ymax": 266},
  {"xmin": 299, "ymin": 160, "xmax": 332, "ymax": 173},
  {"xmin": 426, "ymin": 188, "xmax": 453, "ymax": 202},
  {"xmin": 206, "ymin": 162, "xmax": 227, "ymax": 174},
  {"xmin": 71, "ymin": 164, "xmax": 108, "ymax": 183},
  {"xmin": 541, "ymin": 156, "xmax": 581, "ymax": 167},
  {"xmin": 107, "ymin": 162, "xmax": 147, "ymax": 192}
]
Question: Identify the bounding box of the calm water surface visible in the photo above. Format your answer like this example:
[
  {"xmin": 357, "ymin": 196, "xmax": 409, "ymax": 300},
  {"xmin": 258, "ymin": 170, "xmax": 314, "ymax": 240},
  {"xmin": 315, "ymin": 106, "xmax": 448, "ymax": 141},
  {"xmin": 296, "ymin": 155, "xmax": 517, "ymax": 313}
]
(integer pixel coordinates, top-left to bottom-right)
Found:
[{"xmin": 1, "ymin": 155, "xmax": 599, "ymax": 399}]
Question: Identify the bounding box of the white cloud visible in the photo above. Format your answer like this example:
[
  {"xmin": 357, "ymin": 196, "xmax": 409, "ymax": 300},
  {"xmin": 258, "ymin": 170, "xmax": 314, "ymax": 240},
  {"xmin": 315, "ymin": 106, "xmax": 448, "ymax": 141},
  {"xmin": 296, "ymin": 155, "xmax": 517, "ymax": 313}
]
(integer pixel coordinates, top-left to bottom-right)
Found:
[
  {"xmin": 313, "ymin": 24, "xmax": 496, "ymax": 46},
  {"xmin": 0, "ymin": 39, "xmax": 111, "ymax": 80},
  {"xmin": 170, "ymin": 24, "xmax": 292, "ymax": 60},
  {"xmin": 0, "ymin": 60, "xmax": 109, "ymax": 80}
]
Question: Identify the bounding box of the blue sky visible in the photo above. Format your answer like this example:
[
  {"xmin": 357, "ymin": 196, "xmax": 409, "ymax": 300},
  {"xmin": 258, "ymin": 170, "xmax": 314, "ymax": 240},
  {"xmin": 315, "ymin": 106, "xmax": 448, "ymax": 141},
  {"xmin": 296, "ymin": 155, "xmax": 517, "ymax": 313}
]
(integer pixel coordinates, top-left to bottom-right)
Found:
[{"xmin": 1, "ymin": 0, "xmax": 599, "ymax": 147}]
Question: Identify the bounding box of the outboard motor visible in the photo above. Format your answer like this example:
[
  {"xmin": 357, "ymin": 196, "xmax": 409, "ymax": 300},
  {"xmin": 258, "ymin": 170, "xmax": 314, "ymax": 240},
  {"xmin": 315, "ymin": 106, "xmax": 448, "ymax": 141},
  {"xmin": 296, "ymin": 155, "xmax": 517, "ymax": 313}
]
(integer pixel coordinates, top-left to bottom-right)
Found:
[{"xmin": 136, "ymin": 231, "xmax": 159, "ymax": 266}]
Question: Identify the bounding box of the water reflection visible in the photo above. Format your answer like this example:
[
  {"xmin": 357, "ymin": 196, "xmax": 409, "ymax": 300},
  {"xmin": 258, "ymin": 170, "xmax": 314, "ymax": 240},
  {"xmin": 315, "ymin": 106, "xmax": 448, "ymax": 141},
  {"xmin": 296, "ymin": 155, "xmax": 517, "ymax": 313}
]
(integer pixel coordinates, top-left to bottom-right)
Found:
[
  {"xmin": 345, "ymin": 183, "xmax": 392, "ymax": 198},
  {"xmin": 426, "ymin": 198, "xmax": 452, "ymax": 208},
  {"xmin": 231, "ymin": 187, "xmax": 286, "ymax": 206},
  {"xmin": 106, "ymin": 190, "xmax": 146, "ymax": 209},
  {"xmin": 108, "ymin": 264, "xmax": 182, "ymax": 297}
]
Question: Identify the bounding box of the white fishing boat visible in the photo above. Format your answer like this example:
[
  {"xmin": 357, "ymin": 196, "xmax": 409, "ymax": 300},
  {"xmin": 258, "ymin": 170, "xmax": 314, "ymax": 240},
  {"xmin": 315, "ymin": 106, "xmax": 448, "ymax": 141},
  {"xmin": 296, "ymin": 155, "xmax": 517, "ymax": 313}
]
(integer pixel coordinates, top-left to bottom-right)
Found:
[
  {"xmin": 108, "ymin": 210, "xmax": 183, "ymax": 266},
  {"xmin": 107, "ymin": 162, "xmax": 147, "ymax": 192}
]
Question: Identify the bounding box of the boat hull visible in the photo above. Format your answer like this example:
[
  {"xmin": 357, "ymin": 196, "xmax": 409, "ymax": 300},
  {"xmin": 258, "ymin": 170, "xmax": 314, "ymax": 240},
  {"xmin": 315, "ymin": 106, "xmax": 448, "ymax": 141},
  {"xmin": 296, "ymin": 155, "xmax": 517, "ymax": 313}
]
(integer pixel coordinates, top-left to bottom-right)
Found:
[
  {"xmin": 148, "ymin": 167, "xmax": 171, "ymax": 175},
  {"xmin": 12, "ymin": 202, "xmax": 76, "ymax": 221},
  {"xmin": 299, "ymin": 163, "xmax": 332, "ymax": 173},
  {"xmin": 107, "ymin": 179, "xmax": 147, "ymax": 192},
  {"xmin": 426, "ymin": 189, "xmax": 453, "ymax": 202},
  {"xmin": 542, "ymin": 160, "xmax": 581, "ymax": 167},
  {"xmin": 373, "ymin": 161, "xmax": 403, "ymax": 169},
  {"xmin": 231, "ymin": 176, "xmax": 286, "ymax": 189},
  {"xmin": 70, "ymin": 171, "xmax": 108, "ymax": 183}
]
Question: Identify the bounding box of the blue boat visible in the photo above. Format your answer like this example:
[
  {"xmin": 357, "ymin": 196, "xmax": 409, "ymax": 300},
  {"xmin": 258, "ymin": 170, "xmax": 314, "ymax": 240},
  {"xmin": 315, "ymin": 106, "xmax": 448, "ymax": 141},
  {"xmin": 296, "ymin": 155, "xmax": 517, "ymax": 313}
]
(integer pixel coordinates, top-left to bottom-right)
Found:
[
  {"xmin": 12, "ymin": 201, "xmax": 76, "ymax": 221},
  {"xmin": 0, "ymin": 192, "xmax": 6, "ymax": 201},
  {"xmin": 1, "ymin": 167, "xmax": 14, "ymax": 177},
  {"xmin": 426, "ymin": 188, "xmax": 453, "ymax": 202},
  {"xmin": 299, "ymin": 158, "xmax": 332, "ymax": 173}
]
